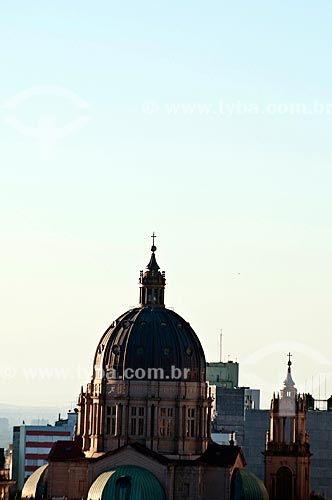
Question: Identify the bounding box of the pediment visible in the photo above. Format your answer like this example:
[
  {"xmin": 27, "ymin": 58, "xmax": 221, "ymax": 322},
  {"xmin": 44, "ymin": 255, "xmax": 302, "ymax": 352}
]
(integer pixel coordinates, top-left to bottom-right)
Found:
[{"xmin": 88, "ymin": 445, "xmax": 169, "ymax": 488}]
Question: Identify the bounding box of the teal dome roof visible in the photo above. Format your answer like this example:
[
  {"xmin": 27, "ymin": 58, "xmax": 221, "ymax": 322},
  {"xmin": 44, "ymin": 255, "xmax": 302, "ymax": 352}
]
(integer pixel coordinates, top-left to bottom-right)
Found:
[
  {"xmin": 87, "ymin": 465, "xmax": 165, "ymax": 500},
  {"xmin": 231, "ymin": 468, "xmax": 269, "ymax": 500}
]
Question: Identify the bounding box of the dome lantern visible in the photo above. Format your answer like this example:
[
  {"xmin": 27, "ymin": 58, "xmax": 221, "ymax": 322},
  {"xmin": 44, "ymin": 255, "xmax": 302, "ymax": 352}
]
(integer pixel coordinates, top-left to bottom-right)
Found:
[{"xmin": 139, "ymin": 233, "xmax": 166, "ymax": 307}]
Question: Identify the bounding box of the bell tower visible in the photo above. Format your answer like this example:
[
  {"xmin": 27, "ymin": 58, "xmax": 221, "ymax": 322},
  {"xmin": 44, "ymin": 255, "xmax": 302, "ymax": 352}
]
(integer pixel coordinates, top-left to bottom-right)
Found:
[{"xmin": 264, "ymin": 354, "xmax": 311, "ymax": 500}]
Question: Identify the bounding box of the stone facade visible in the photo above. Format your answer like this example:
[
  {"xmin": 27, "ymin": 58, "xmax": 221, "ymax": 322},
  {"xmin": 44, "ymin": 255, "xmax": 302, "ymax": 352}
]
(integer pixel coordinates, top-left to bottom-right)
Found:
[{"xmin": 45, "ymin": 442, "xmax": 246, "ymax": 500}]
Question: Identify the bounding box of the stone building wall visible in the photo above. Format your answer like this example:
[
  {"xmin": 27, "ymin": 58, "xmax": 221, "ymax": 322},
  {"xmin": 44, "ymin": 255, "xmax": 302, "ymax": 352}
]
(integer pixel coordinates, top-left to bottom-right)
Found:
[{"xmin": 47, "ymin": 460, "xmax": 88, "ymax": 500}]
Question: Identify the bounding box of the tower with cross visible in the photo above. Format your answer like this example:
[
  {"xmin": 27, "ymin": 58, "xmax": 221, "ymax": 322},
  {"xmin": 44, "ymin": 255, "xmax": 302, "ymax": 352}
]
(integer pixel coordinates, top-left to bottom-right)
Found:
[
  {"xmin": 264, "ymin": 354, "xmax": 311, "ymax": 500},
  {"xmin": 139, "ymin": 232, "xmax": 166, "ymax": 307}
]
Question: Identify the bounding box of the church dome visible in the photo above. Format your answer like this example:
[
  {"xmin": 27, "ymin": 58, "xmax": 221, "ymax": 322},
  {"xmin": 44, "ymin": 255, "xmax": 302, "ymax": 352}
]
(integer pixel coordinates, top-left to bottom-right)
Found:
[
  {"xmin": 87, "ymin": 466, "xmax": 165, "ymax": 500},
  {"xmin": 94, "ymin": 305, "xmax": 206, "ymax": 383},
  {"xmin": 93, "ymin": 237, "xmax": 205, "ymax": 383},
  {"xmin": 231, "ymin": 468, "xmax": 269, "ymax": 500}
]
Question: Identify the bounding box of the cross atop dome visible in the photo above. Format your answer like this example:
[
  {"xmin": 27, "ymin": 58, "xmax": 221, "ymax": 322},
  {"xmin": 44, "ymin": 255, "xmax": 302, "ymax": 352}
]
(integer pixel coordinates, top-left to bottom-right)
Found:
[
  {"xmin": 151, "ymin": 231, "xmax": 157, "ymax": 252},
  {"xmin": 288, "ymin": 352, "xmax": 292, "ymax": 369}
]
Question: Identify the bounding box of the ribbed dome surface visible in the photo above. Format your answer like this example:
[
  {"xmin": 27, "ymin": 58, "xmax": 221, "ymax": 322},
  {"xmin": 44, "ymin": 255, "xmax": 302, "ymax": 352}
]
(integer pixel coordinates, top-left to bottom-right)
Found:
[
  {"xmin": 93, "ymin": 306, "xmax": 206, "ymax": 382},
  {"xmin": 21, "ymin": 464, "xmax": 48, "ymax": 499},
  {"xmin": 231, "ymin": 468, "xmax": 269, "ymax": 500},
  {"xmin": 87, "ymin": 466, "xmax": 165, "ymax": 500}
]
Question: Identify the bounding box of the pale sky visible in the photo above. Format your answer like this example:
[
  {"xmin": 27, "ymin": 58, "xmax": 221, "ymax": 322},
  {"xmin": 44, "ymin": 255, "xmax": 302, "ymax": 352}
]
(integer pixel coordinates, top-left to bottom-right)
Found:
[{"xmin": 1, "ymin": 1, "xmax": 332, "ymax": 410}]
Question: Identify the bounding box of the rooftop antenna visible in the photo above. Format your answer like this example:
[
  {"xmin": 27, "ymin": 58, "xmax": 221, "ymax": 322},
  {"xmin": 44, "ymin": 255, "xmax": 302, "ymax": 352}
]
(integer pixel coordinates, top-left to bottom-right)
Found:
[{"xmin": 219, "ymin": 329, "xmax": 223, "ymax": 362}]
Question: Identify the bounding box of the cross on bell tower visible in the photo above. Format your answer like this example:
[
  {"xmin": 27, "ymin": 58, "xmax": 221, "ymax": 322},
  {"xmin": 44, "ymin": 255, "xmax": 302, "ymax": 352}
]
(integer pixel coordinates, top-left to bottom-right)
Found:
[
  {"xmin": 264, "ymin": 354, "xmax": 311, "ymax": 500},
  {"xmin": 288, "ymin": 352, "xmax": 292, "ymax": 367}
]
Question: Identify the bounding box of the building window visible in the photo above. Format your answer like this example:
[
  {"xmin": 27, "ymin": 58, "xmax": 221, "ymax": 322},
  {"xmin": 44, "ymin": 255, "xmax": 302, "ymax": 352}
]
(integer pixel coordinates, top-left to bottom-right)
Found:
[
  {"xmin": 130, "ymin": 407, "xmax": 145, "ymax": 436},
  {"xmin": 111, "ymin": 406, "xmax": 116, "ymax": 434},
  {"xmin": 186, "ymin": 408, "xmax": 195, "ymax": 437},
  {"xmin": 138, "ymin": 407, "xmax": 144, "ymax": 435},
  {"xmin": 159, "ymin": 407, "xmax": 174, "ymax": 437},
  {"xmin": 106, "ymin": 405, "xmax": 117, "ymax": 435}
]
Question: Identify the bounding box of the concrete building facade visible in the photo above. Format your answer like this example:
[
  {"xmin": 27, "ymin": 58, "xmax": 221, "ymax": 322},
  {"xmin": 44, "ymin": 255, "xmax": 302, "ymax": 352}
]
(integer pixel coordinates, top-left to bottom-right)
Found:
[
  {"xmin": 206, "ymin": 361, "xmax": 239, "ymax": 389},
  {"xmin": 12, "ymin": 411, "xmax": 77, "ymax": 491}
]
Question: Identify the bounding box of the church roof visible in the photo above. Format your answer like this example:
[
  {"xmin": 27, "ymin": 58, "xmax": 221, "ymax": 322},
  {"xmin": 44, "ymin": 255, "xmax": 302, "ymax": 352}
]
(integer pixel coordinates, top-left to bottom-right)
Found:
[
  {"xmin": 283, "ymin": 365, "xmax": 296, "ymax": 388},
  {"xmin": 87, "ymin": 441, "xmax": 244, "ymax": 469},
  {"xmin": 87, "ymin": 465, "xmax": 165, "ymax": 500},
  {"xmin": 89, "ymin": 442, "xmax": 171, "ymax": 465},
  {"xmin": 93, "ymin": 307, "xmax": 206, "ymax": 383},
  {"xmin": 48, "ymin": 440, "xmax": 85, "ymax": 460},
  {"xmin": 21, "ymin": 464, "xmax": 48, "ymax": 499},
  {"xmin": 231, "ymin": 468, "xmax": 269, "ymax": 500},
  {"xmin": 146, "ymin": 251, "xmax": 160, "ymax": 271},
  {"xmin": 199, "ymin": 441, "xmax": 246, "ymax": 468}
]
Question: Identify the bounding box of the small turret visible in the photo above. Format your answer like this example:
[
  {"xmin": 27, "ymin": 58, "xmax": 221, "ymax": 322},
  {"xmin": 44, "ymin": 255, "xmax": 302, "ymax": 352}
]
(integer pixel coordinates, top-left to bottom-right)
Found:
[{"xmin": 139, "ymin": 233, "xmax": 166, "ymax": 307}]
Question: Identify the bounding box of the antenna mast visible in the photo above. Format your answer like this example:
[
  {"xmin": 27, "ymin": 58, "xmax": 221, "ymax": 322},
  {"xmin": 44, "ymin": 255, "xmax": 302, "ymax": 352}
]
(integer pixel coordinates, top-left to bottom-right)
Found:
[{"xmin": 219, "ymin": 329, "xmax": 223, "ymax": 362}]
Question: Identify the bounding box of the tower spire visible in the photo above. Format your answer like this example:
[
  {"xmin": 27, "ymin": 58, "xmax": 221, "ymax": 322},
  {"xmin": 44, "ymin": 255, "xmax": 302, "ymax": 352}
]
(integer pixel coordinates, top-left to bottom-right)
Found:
[
  {"xmin": 281, "ymin": 352, "xmax": 297, "ymax": 399},
  {"xmin": 288, "ymin": 352, "xmax": 292, "ymax": 371},
  {"xmin": 139, "ymin": 234, "xmax": 166, "ymax": 307}
]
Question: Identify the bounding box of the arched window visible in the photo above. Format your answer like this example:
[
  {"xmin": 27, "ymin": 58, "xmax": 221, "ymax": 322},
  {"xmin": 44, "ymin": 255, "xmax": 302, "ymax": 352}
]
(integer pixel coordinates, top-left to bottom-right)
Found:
[
  {"xmin": 276, "ymin": 466, "xmax": 292, "ymax": 500},
  {"xmin": 115, "ymin": 476, "xmax": 131, "ymax": 500}
]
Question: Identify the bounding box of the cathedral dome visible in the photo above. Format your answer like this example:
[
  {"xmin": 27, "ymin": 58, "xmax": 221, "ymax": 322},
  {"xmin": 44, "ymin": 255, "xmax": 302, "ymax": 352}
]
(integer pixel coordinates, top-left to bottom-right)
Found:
[
  {"xmin": 93, "ymin": 237, "xmax": 206, "ymax": 383},
  {"xmin": 94, "ymin": 306, "xmax": 206, "ymax": 383},
  {"xmin": 78, "ymin": 237, "xmax": 211, "ymax": 457}
]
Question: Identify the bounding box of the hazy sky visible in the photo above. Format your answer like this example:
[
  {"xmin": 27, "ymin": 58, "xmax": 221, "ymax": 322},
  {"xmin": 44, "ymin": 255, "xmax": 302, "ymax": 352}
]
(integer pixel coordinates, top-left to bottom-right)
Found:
[{"xmin": 1, "ymin": 1, "xmax": 332, "ymax": 410}]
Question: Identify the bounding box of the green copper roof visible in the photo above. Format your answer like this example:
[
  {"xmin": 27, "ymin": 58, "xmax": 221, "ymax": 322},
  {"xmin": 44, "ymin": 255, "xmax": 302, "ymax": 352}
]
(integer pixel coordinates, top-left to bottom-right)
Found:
[
  {"xmin": 87, "ymin": 465, "xmax": 165, "ymax": 500},
  {"xmin": 231, "ymin": 468, "xmax": 269, "ymax": 500}
]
